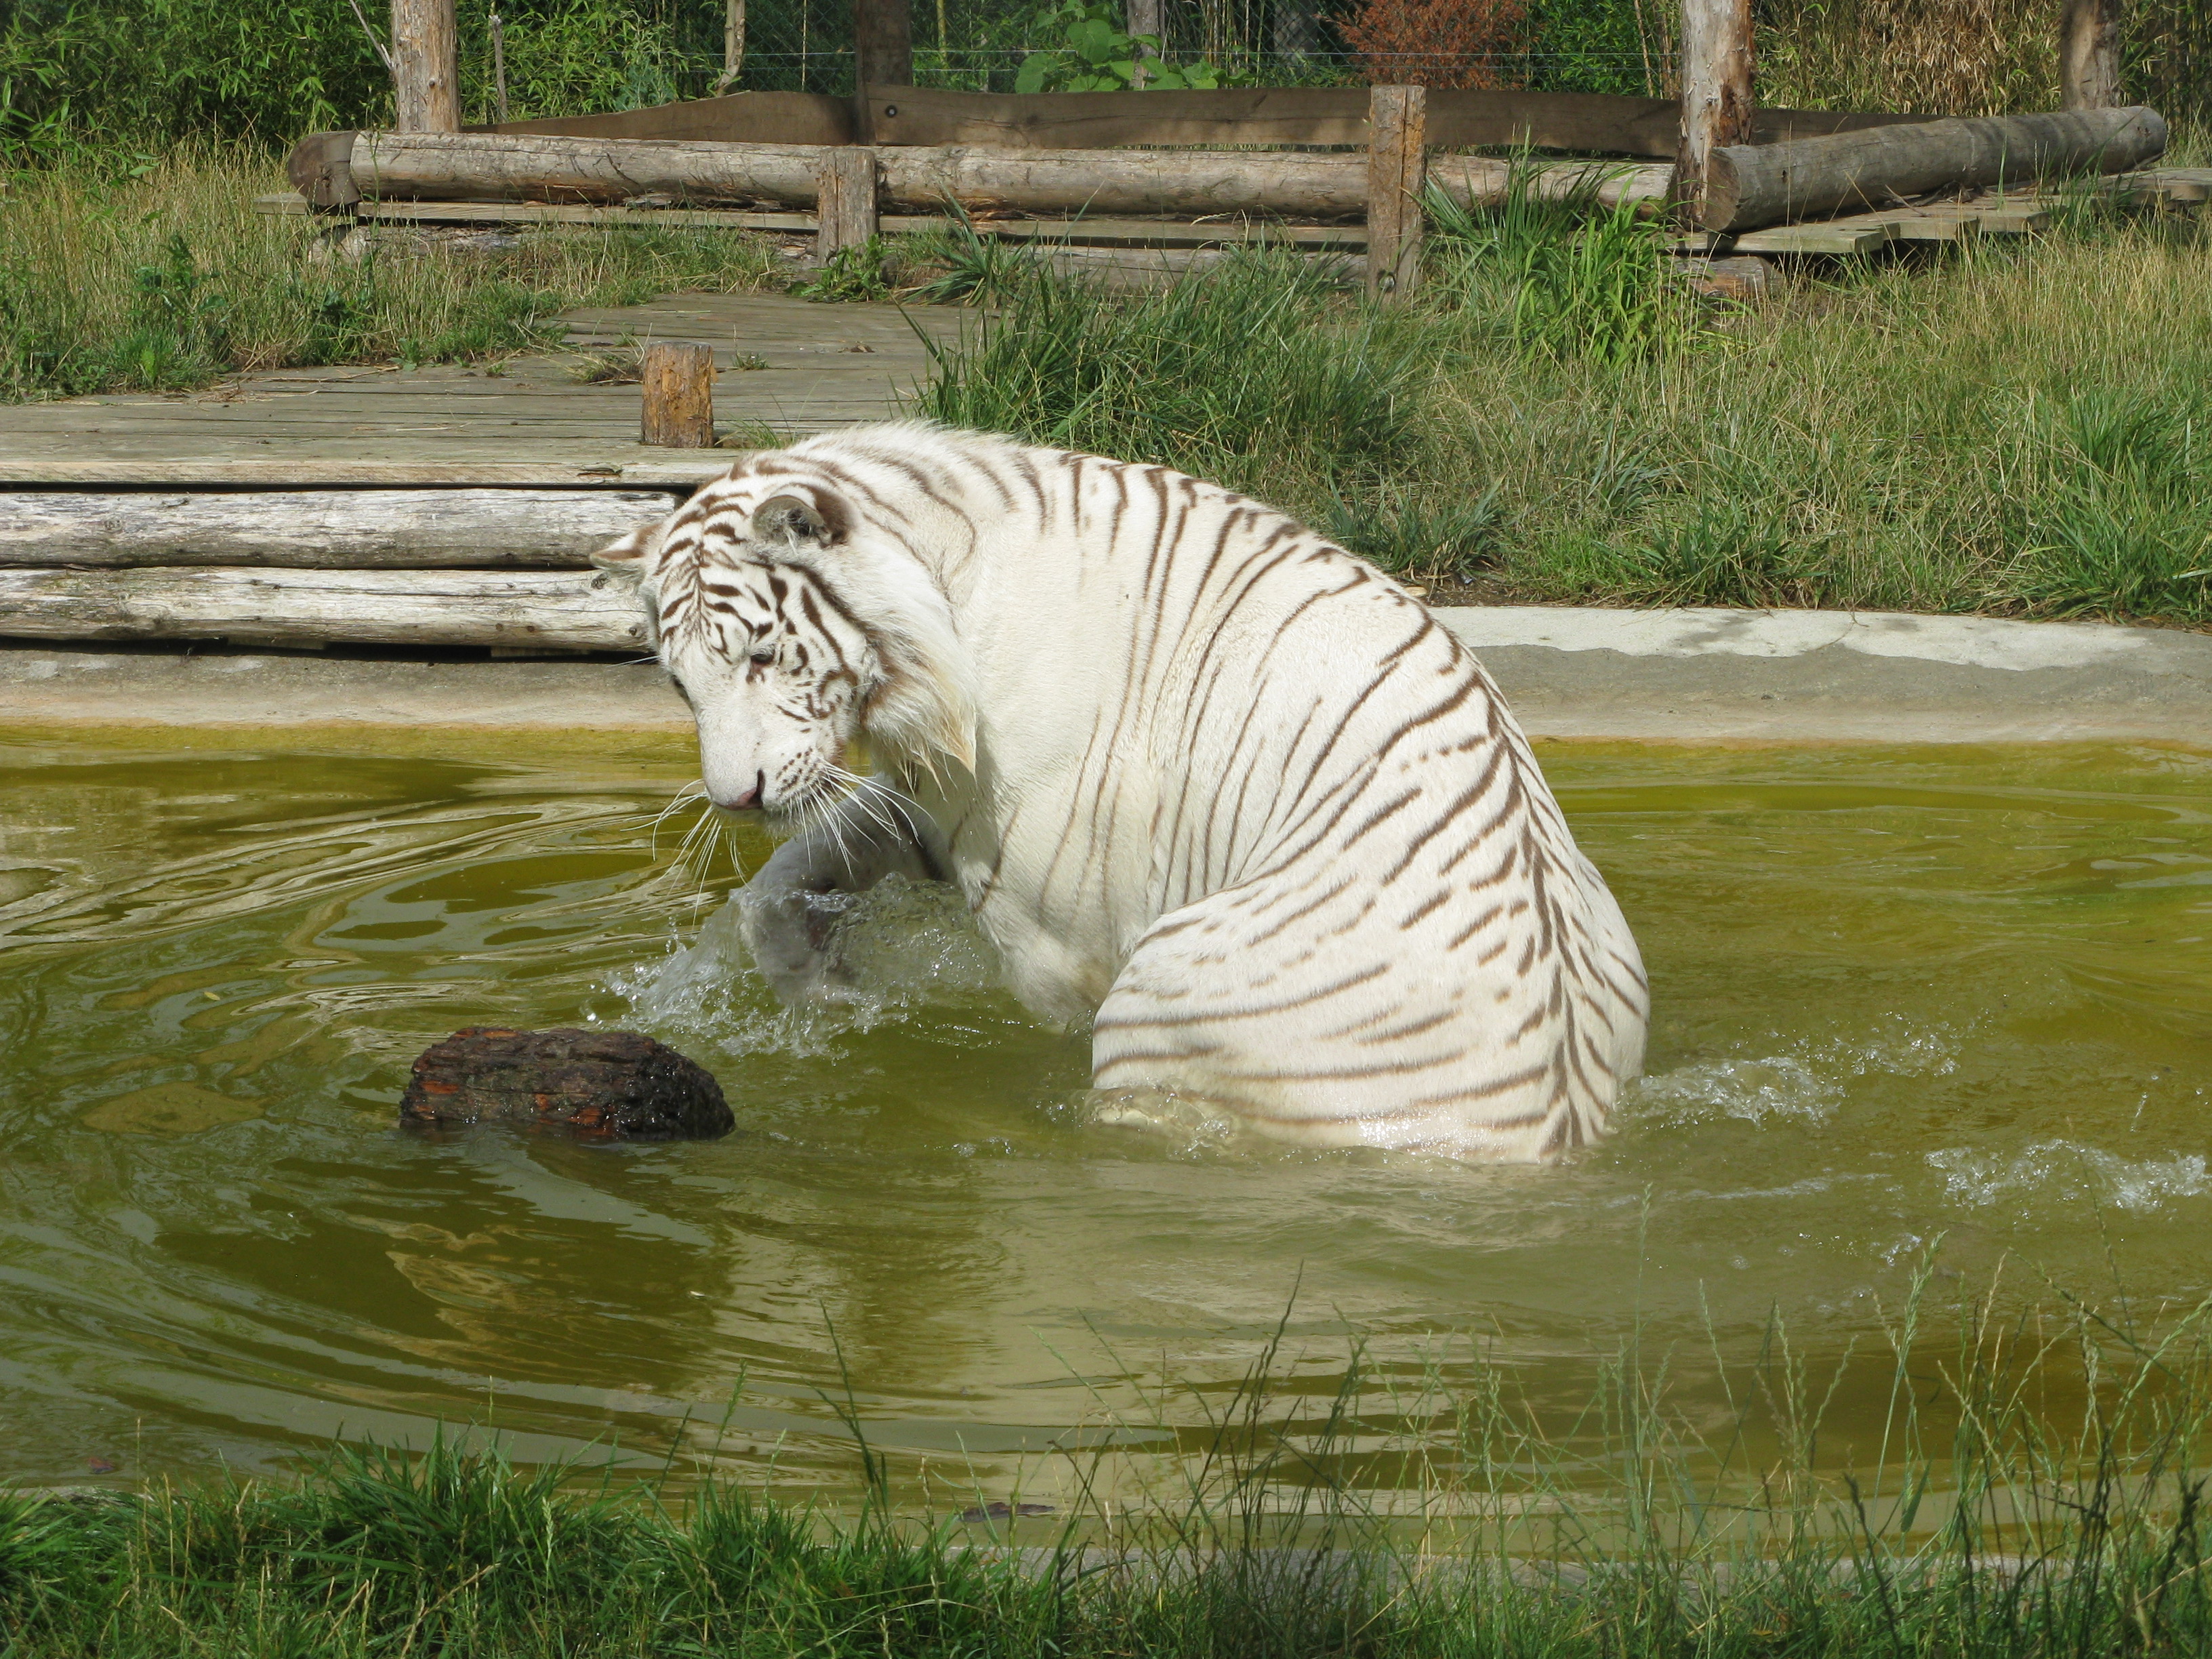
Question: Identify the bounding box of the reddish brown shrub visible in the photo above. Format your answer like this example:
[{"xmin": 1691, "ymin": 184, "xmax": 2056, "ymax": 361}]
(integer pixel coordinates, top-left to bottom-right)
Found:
[{"xmin": 1339, "ymin": 0, "xmax": 1529, "ymax": 90}]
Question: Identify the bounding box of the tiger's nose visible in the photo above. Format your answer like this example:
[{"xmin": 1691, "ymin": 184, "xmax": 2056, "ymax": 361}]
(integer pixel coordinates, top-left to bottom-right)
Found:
[{"xmin": 714, "ymin": 772, "xmax": 765, "ymax": 813}]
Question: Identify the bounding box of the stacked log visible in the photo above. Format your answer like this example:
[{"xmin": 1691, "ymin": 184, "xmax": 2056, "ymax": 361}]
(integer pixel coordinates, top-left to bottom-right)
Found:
[
  {"xmin": 346, "ymin": 130, "xmax": 1675, "ymax": 220},
  {"xmin": 0, "ymin": 489, "xmax": 672, "ymax": 651}
]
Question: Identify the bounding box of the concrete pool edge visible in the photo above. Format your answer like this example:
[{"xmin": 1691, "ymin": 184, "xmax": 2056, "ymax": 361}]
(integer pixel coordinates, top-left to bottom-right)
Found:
[{"xmin": 2, "ymin": 606, "xmax": 2209, "ymax": 745}]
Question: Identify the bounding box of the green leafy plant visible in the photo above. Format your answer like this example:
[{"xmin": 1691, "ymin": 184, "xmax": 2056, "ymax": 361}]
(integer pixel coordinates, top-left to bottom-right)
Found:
[
  {"xmin": 794, "ymin": 237, "xmax": 899, "ymax": 303},
  {"xmin": 905, "ymin": 203, "xmax": 1041, "ymax": 306},
  {"xmin": 1014, "ymin": 0, "xmax": 1227, "ymax": 92}
]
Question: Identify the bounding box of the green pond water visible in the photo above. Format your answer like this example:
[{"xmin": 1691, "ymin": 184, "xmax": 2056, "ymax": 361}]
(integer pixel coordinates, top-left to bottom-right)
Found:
[{"xmin": 1, "ymin": 731, "xmax": 2208, "ymax": 1505}]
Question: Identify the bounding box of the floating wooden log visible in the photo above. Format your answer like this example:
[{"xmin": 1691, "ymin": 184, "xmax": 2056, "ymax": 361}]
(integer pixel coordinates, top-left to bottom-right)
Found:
[
  {"xmin": 0, "ymin": 567, "xmax": 647, "ymax": 650},
  {"xmin": 0, "ymin": 490, "xmax": 675, "ymax": 569},
  {"xmin": 345, "ymin": 131, "xmax": 1673, "ymax": 220},
  {"xmin": 1702, "ymin": 106, "xmax": 2166, "ymax": 231}
]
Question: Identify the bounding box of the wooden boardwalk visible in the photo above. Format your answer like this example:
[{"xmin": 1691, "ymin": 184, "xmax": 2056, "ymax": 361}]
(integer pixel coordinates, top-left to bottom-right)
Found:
[{"xmin": 0, "ymin": 293, "xmax": 970, "ymax": 486}]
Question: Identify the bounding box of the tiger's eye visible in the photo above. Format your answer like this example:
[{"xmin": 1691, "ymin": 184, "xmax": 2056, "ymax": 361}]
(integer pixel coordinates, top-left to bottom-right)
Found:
[{"xmin": 749, "ymin": 649, "xmax": 777, "ymax": 666}]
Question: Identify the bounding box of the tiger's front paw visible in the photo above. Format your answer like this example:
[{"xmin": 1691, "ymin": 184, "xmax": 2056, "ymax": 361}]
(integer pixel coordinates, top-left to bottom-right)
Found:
[{"xmin": 734, "ymin": 881, "xmax": 863, "ymax": 1007}]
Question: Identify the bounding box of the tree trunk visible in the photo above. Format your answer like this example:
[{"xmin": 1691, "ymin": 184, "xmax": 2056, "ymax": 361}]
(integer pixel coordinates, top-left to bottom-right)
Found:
[
  {"xmin": 1702, "ymin": 105, "xmax": 2166, "ymax": 231},
  {"xmin": 1675, "ymin": 0, "xmax": 1753, "ymax": 212},
  {"xmin": 392, "ymin": 0, "xmax": 460, "ymax": 132},
  {"xmin": 0, "ymin": 491, "xmax": 674, "ymax": 569},
  {"xmin": 0, "ymin": 567, "xmax": 648, "ymax": 651},
  {"xmin": 718, "ymin": 0, "xmax": 747, "ymax": 94},
  {"xmin": 2061, "ymin": 0, "xmax": 2124, "ymax": 108}
]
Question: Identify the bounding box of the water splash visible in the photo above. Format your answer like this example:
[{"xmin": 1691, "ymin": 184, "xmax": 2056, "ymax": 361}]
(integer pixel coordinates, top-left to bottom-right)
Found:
[
  {"xmin": 1927, "ymin": 1139, "xmax": 2212, "ymax": 1214},
  {"xmin": 609, "ymin": 874, "xmax": 1000, "ymax": 1060}
]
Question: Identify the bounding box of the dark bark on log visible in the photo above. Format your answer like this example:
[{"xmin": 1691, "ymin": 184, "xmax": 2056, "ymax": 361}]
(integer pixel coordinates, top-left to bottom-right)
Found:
[{"xmin": 400, "ymin": 1027, "xmax": 734, "ymax": 1139}]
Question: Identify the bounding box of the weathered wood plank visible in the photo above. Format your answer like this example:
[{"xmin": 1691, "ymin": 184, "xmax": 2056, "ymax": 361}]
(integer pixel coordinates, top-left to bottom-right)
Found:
[
  {"xmin": 857, "ymin": 84, "xmax": 1919, "ymax": 157},
  {"xmin": 0, "ymin": 567, "xmax": 647, "ymax": 650},
  {"xmin": 0, "ymin": 463, "xmax": 729, "ymax": 487},
  {"xmin": 477, "ymin": 90, "xmax": 855, "ymax": 145},
  {"xmin": 0, "ymin": 490, "xmax": 675, "ymax": 568},
  {"xmin": 1704, "ymin": 106, "xmax": 2167, "ymax": 231},
  {"xmin": 1730, "ymin": 221, "xmax": 1896, "ymax": 254}
]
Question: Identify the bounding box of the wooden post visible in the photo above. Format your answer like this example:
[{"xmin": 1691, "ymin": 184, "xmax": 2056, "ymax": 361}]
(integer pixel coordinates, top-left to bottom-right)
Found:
[
  {"xmin": 854, "ymin": 0, "xmax": 912, "ymax": 91},
  {"xmin": 816, "ymin": 146, "xmax": 881, "ymax": 258},
  {"xmin": 2061, "ymin": 0, "xmax": 2123, "ymax": 108},
  {"xmin": 1366, "ymin": 85, "xmax": 1425, "ymax": 304},
  {"xmin": 1127, "ymin": 0, "xmax": 1162, "ymax": 86},
  {"xmin": 641, "ymin": 344, "xmax": 716, "ymax": 448},
  {"xmin": 1675, "ymin": 0, "xmax": 1753, "ymax": 213},
  {"xmin": 489, "ymin": 10, "xmax": 509, "ymax": 123},
  {"xmin": 391, "ymin": 0, "xmax": 460, "ymax": 132}
]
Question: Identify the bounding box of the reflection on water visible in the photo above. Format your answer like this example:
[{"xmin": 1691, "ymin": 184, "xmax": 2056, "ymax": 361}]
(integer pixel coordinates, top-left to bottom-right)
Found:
[{"xmin": 1, "ymin": 733, "xmax": 2208, "ymax": 1500}]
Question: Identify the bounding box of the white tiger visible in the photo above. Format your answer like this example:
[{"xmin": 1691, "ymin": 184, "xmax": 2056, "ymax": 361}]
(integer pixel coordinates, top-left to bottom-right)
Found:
[{"xmin": 595, "ymin": 423, "xmax": 1648, "ymax": 1160}]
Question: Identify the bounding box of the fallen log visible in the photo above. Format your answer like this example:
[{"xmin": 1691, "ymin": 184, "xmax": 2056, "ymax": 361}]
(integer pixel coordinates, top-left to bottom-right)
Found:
[
  {"xmin": 0, "ymin": 490, "xmax": 674, "ymax": 569},
  {"xmin": 0, "ymin": 567, "xmax": 646, "ymax": 651},
  {"xmin": 347, "ymin": 130, "xmax": 1673, "ymax": 219},
  {"xmin": 1703, "ymin": 105, "xmax": 2165, "ymax": 230}
]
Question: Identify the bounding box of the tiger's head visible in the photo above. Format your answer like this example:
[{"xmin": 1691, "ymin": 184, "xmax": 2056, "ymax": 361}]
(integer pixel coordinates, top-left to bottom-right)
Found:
[{"xmin": 594, "ymin": 470, "xmax": 974, "ymax": 823}]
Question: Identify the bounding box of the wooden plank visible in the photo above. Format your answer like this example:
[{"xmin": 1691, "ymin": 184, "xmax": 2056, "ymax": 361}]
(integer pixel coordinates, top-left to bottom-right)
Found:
[
  {"xmin": 0, "ymin": 490, "xmax": 673, "ymax": 568},
  {"xmin": 859, "ymin": 85, "xmax": 1920, "ymax": 158},
  {"xmin": 980, "ymin": 216, "xmax": 1366, "ymax": 247},
  {"xmin": 260, "ymin": 194, "xmax": 823, "ymax": 232},
  {"xmin": 0, "ymin": 567, "xmax": 647, "ymax": 651},
  {"xmin": 0, "ymin": 462, "xmax": 732, "ymax": 487},
  {"xmin": 1366, "ymin": 86, "xmax": 1425, "ymax": 304},
  {"xmin": 475, "ymin": 91, "xmax": 854, "ymax": 146},
  {"xmin": 1731, "ymin": 221, "xmax": 1896, "ymax": 254}
]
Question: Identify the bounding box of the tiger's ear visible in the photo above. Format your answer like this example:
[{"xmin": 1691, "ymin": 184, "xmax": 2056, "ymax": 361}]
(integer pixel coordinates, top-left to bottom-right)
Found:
[
  {"xmin": 591, "ymin": 521, "xmax": 661, "ymax": 573},
  {"xmin": 753, "ymin": 493, "xmax": 839, "ymax": 546}
]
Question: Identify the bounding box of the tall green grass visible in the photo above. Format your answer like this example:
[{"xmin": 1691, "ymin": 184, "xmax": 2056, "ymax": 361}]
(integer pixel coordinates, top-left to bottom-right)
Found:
[
  {"xmin": 916, "ymin": 251, "xmax": 1425, "ymax": 497},
  {"xmin": 1, "ymin": 1275, "xmax": 2207, "ymax": 1658},
  {"xmin": 0, "ymin": 146, "xmax": 781, "ymax": 398},
  {"xmin": 920, "ymin": 175, "xmax": 2212, "ymax": 624}
]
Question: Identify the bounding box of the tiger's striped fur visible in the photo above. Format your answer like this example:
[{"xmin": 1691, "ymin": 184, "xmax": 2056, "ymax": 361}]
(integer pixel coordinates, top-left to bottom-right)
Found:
[{"xmin": 594, "ymin": 423, "xmax": 1648, "ymax": 1160}]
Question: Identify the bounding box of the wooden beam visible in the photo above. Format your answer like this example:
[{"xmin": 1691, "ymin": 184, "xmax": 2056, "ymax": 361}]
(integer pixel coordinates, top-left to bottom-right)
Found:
[
  {"xmin": 0, "ymin": 567, "xmax": 647, "ymax": 651},
  {"xmin": 1702, "ymin": 106, "xmax": 2167, "ymax": 231},
  {"xmin": 816, "ymin": 145, "xmax": 881, "ymax": 255},
  {"xmin": 476, "ymin": 91, "xmax": 854, "ymax": 144},
  {"xmin": 1676, "ymin": 0, "xmax": 1755, "ymax": 211},
  {"xmin": 2061, "ymin": 0, "xmax": 2124, "ymax": 108},
  {"xmin": 1366, "ymin": 86, "xmax": 1425, "ymax": 304},
  {"xmin": 392, "ymin": 0, "xmax": 460, "ymax": 133},
  {"xmin": 858, "ymin": 85, "xmax": 1921, "ymax": 155},
  {"xmin": 0, "ymin": 491, "xmax": 674, "ymax": 569},
  {"xmin": 641, "ymin": 344, "xmax": 718, "ymax": 448}
]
